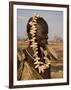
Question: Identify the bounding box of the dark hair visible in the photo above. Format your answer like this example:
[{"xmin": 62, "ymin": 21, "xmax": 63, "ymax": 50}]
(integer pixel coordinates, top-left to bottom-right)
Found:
[{"xmin": 27, "ymin": 17, "xmax": 48, "ymax": 39}]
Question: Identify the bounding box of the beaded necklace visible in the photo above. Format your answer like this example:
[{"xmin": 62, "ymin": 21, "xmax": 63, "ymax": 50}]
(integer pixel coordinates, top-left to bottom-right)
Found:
[{"xmin": 28, "ymin": 14, "xmax": 51, "ymax": 73}]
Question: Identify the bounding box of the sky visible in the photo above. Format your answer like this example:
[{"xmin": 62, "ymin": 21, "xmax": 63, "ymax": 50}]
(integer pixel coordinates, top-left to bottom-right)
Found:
[{"xmin": 17, "ymin": 9, "xmax": 63, "ymax": 41}]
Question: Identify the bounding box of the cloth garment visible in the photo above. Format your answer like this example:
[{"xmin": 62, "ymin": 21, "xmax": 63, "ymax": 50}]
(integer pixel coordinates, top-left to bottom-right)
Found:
[{"xmin": 17, "ymin": 48, "xmax": 51, "ymax": 80}]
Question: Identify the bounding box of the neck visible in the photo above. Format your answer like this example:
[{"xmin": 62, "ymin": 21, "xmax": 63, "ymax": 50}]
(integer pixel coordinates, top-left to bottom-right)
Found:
[{"xmin": 28, "ymin": 43, "xmax": 46, "ymax": 57}]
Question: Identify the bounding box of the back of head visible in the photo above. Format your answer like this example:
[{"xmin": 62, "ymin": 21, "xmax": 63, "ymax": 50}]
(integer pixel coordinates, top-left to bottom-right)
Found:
[{"xmin": 27, "ymin": 14, "xmax": 48, "ymax": 39}]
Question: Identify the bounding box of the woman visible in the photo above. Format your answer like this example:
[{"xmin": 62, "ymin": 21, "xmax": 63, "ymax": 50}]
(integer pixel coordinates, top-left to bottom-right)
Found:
[{"xmin": 17, "ymin": 14, "xmax": 51, "ymax": 80}]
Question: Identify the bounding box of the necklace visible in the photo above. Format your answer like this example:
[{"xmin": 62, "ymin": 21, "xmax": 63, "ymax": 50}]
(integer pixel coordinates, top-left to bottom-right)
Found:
[
  {"xmin": 25, "ymin": 48, "xmax": 50, "ymax": 73},
  {"xmin": 28, "ymin": 13, "xmax": 51, "ymax": 73},
  {"xmin": 25, "ymin": 49, "xmax": 34, "ymax": 60}
]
